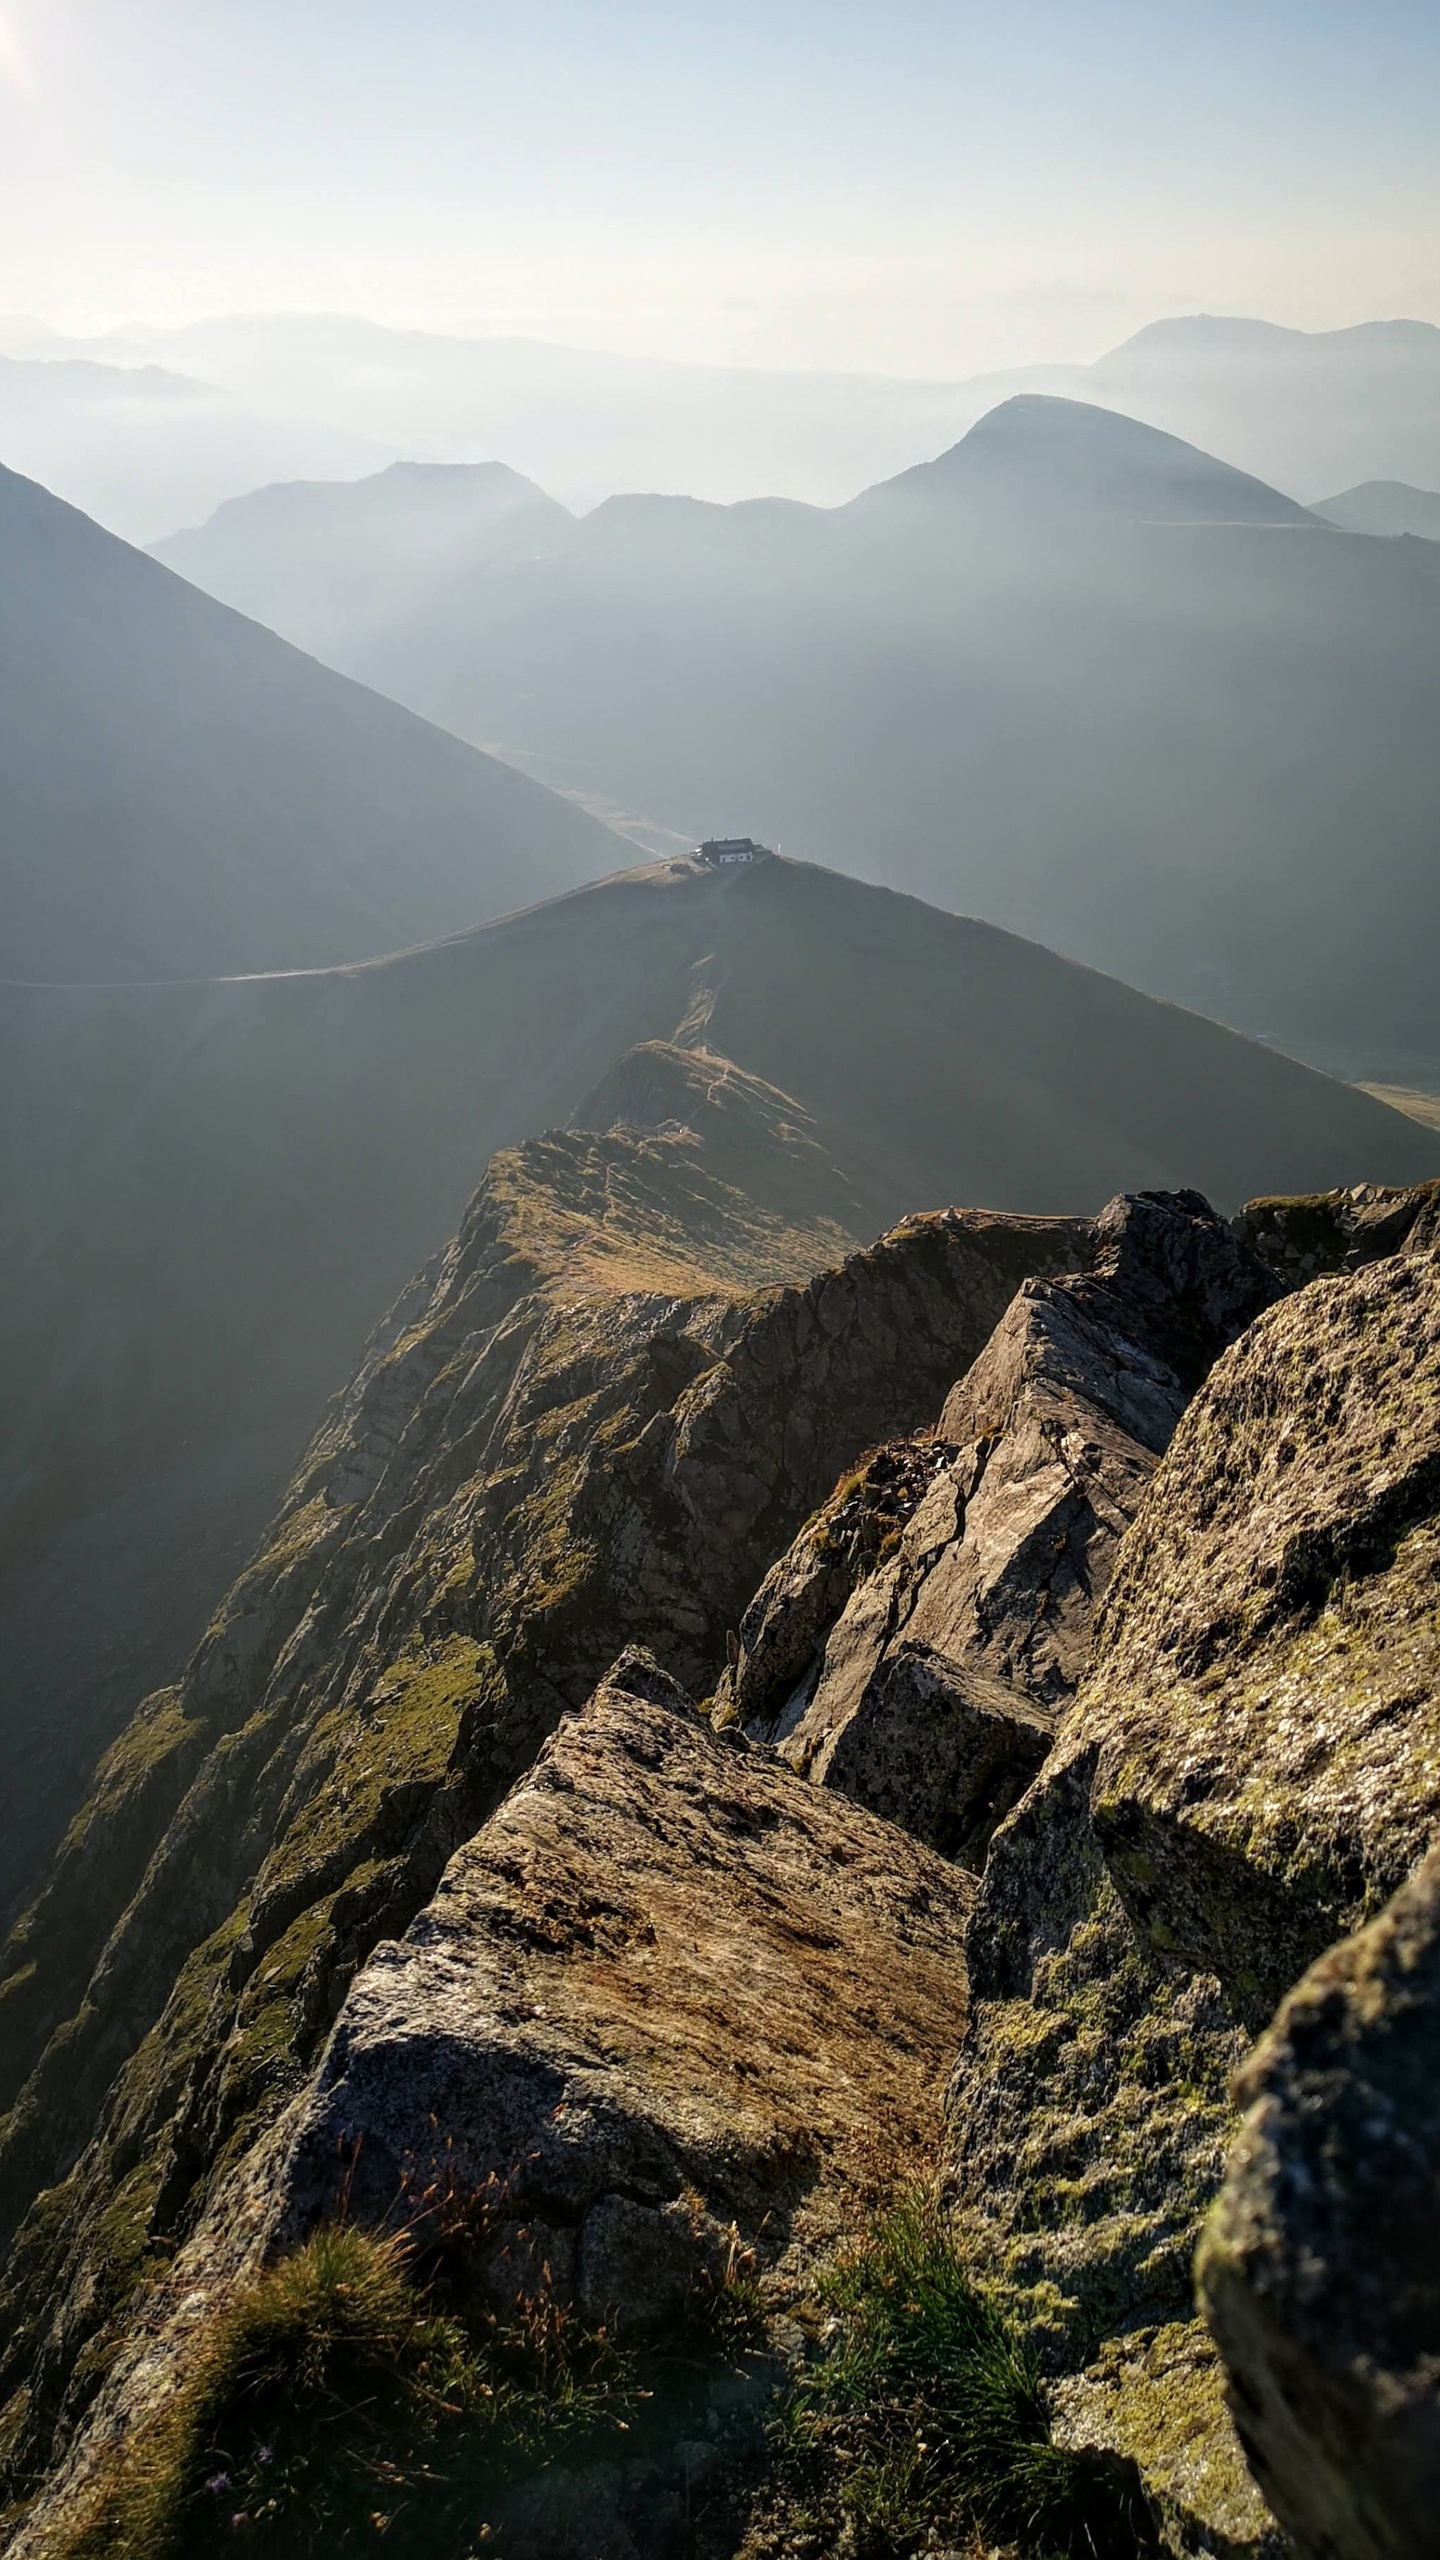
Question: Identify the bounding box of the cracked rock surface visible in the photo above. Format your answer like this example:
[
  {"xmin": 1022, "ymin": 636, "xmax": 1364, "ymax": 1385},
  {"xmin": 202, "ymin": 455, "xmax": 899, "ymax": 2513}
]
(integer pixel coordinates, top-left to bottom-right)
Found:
[
  {"xmin": 279, "ymin": 1646, "xmax": 976, "ymax": 2280},
  {"xmin": 722, "ymin": 1191, "xmax": 1278, "ymax": 1866},
  {"xmin": 945, "ymin": 1239, "xmax": 1440, "ymax": 2553}
]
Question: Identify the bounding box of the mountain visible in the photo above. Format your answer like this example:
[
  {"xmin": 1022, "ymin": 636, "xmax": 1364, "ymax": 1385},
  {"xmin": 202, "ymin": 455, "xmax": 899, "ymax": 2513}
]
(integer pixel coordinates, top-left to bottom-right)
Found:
[
  {"xmin": 0, "ymin": 461, "xmax": 621, "ymax": 982},
  {"xmin": 12, "ymin": 309, "xmax": 1440, "ymax": 539},
  {"xmin": 150, "ymin": 459, "xmax": 574, "ymax": 658},
  {"xmin": 23, "ymin": 312, "xmax": 974, "ymax": 513},
  {"xmin": 1311, "ymin": 477, "xmax": 1440, "ymax": 540},
  {"xmin": 39, "ymin": 308, "xmax": 1440, "ymax": 522},
  {"xmin": 2, "ymin": 1126, "xmax": 1437, "ymax": 2553},
  {"xmin": 344, "ymin": 397, "xmax": 1440, "ymax": 1086},
  {"xmin": 1078, "ymin": 315, "xmax": 1440, "ymax": 503},
  {"xmin": 0, "ymin": 349, "xmax": 392, "ymax": 540},
  {"xmin": 845, "ymin": 392, "xmax": 1316, "ymax": 527},
  {"xmin": 1, "ymin": 848, "xmax": 1434, "ymax": 1912}
]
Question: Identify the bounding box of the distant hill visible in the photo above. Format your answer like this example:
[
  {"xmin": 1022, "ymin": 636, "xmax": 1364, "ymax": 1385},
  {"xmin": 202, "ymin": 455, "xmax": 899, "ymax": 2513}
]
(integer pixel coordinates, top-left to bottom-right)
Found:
[
  {"xmin": 2, "ymin": 849, "xmax": 1434, "ymax": 1903},
  {"xmin": 0, "ymin": 349, "xmax": 391, "ymax": 540},
  {"xmin": 150, "ymin": 459, "xmax": 574, "ymax": 657},
  {"xmin": 344, "ymin": 397, "xmax": 1440, "ymax": 1086},
  {"xmin": 960, "ymin": 317, "xmax": 1440, "ymax": 501},
  {"xmin": 846, "ymin": 393, "xmax": 1316, "ymax": 527},
  {"xmin": 10, "ymin": 306, "xmax": 1440, "ymax": 546},
  {"xmin": 1078, "ymin": 316, "xmax": 1440, "ymax": 504},
  {"xmin": 0, "ymin": 461, "xmax": 621, "ymax": 981},
  {"xmin": 1311, "ymin": 480, "xmax": 1440, "ymax": 540},
  {"xmin": 30, "ymin": 307, "xmax": 1440, "ymax": 517}
]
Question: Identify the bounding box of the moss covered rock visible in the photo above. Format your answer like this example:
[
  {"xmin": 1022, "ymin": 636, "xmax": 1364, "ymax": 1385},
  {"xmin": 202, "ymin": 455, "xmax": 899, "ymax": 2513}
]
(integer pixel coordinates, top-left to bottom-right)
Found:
[
  {"xmin": 1199, "ymin": 1840, "xmax": 1440, "ymax": 2560},
  {"xmin": 946, "ymin": 1240, "xmax": 1440, "ymax": 2551}
]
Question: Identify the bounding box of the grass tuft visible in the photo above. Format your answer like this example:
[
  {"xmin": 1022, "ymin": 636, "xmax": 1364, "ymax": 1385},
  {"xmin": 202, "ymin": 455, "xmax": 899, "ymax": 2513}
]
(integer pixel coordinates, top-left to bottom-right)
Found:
[
  {"xmin": 779, "ymin": 2192, "xmax": 1156, "ymax": 2556},
  {"xmin": 51, "ymin": 2224, "xmax": 649, "ymax": 2558}
]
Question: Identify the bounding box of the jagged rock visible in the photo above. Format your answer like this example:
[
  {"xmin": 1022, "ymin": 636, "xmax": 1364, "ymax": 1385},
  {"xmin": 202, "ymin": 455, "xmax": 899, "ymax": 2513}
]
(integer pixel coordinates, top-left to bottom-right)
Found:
[
  {"xmin": 713, "ymin": 1439, "xmax": 953, "ymax": 1739},
  {"xmin": 276, "ymin": 1650, "xmax": 976, "ymax": 2289},
  {"xmin": 729, "ymin": 1192, "xmax": 1278, "ymax": 1867},
  {"xmin": 1236, "ymin": 1176, "xmax": 1440, "ymax": 1282},
  {"xmin": 944, "ymin": 1242, "xmax": 1440, "ymax": 2553},
  {"xmin": 4, "ymin": 1651, "xmax": 975, "ymax": 2554},
  {"xmin": 1198, "ymin": 1841, "xmax": 1440, "ymax": 2560},
  {"xmin": 793, "ymin": 1638, "xmax": 1055, "ymax": 1868},
  {"xmin": 0, "ymin": 1186, "xmax": 1082, "ymax": 2491}
]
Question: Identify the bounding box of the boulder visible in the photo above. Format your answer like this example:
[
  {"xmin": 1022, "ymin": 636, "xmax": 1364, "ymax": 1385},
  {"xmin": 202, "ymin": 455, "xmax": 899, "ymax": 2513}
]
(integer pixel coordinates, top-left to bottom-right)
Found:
[
  {"xmin": 1235, "ymin": 1176, "xmax": 1440, "ymax": 1284},
  {"xmin": 2, "ymin": 1650, "xmax": 977, "ymax": 2555},
  {"xmin": 275, "ymin": 1650, "xmax": 978, "ymax": 2313},
  {"xmin": 1199, "ymin": 1842, "xmax": 1440, "ymax": 2560}
]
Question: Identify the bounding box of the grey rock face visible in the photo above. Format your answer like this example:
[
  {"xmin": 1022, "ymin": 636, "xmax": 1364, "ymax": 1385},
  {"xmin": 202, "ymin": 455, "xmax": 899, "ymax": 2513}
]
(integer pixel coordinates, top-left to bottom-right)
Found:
[
  {"xmin": 1235, "ymin": 1176, "xmax": 1440, "ymax": 1284},
  {"xmin": 799, "ymin": 1638, "xmax": 1054, "ymax": 1868},
  {"xmin": 1199, "ymin": 1841, "xmax": 1440, "ymax": 2560},
  {"xmin": 3, "ymin": 1648, "xmax": 977, "ymax": 2555},
  {"xmin": 730, "ymin": 1192, "xmax": 1278, "ymax": 1868},
  {"xmin": 944, "ymin": 1240, "xmax": 1440, "ymax": 2551},
  {"xmin": 275, "ymin": 1651, "xmax": 976, "ymax": 2317}
]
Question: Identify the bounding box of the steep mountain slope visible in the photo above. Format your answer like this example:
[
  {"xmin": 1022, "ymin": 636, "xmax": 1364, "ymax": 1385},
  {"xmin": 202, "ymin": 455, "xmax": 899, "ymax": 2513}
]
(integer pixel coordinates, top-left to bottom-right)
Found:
[
  {"xmin": 6, "ymin": 1147, "xmax": 1436, "ymax": 2556},
  {"xmin": 3, "ymin": 852, "xmax": 1434, "ymax": 1909},
  {"xmin": 718, "ymin": 1182, "xmax": 1440, "ymax": 2553},
  {"xmin": 150, "ymin": 459, "xmax": 573, "ymax": 657},
  {"xmin": 0, "ymin": 1095, "xmax": 1090, "ymax": 2517},
  {"xmin": 350, "ymin": 398, "xmax": 1440, "ymax": 1085},
  {"xmin": 0, "ymin": 462, "xmax": 619, "ymax": 983},
  {"xmin": 1311, "ymin": 478, "xmax": 1440, "ymax": 540}
]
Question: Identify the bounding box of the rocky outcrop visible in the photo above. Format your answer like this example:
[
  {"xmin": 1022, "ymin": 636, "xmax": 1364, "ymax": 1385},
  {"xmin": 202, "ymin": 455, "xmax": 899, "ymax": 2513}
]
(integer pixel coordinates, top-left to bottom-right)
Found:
[
  {"xmin": 945, "ymin": 1241, "xmax": 1440, "ymax": 2551},
  {"xmin": 281, "ymin": 1645, "xmax": 975, "ymax": 2288},
  {"xmin": 1236, "ymin": 1176, "xmax": 1440, "ymax": 1282},
  {"xmin": 1198, "ymin": 1841, "xmax": 1440, "ymax": 2560},
  {"xmin": 6, "ymin": 1647, "xmax": 976, "ymax": 2556},
  {"xmin": 0, "ymin": 1109, "xmax": 1084, "ymax": 2499},
  {"xmin": 8, "ymin": 1135, "xmax": 1437, "ymax": 2554},
  {"xmin": 720, "ymin": 1191, "xmax": 1279, "ymax": 1864}
]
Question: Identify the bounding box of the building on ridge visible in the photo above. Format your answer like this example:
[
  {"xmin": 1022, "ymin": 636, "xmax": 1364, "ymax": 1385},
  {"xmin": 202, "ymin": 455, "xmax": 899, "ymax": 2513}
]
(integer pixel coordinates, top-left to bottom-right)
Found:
[{"xmin": 693, "ymin": 837, "xmax": 774, "ymax": 867}]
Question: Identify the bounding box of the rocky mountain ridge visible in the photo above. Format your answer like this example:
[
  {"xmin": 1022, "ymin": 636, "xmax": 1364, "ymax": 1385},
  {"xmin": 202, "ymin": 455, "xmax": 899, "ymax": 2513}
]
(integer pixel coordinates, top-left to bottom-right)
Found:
[
  {"xmin": 9, "ymin": 851, "xmax": 1426, "ymax": 1921},
  {"xmin": 0, "ymin": 1096, "xmax": 1088, "ymax": 2520},
  {"xmin": 2, "ymin": 1130, "xmax": 1438, "ymax": 2554}
]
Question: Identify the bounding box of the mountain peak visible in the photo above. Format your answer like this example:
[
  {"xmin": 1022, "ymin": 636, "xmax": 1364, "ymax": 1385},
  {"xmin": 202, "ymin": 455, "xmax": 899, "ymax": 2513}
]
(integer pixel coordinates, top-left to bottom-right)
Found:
[{"xmin": 850, "ymin": 393, "xmax": 1314, "ymax": 527}]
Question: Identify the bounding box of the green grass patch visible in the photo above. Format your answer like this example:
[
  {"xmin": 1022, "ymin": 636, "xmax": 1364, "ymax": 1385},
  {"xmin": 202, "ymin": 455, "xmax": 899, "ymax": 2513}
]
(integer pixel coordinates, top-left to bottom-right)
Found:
[
  {"xmin": 53, "ymin": 2215, "xmax": 761, "ymax": 2560},
  {"xmin": 778, "ymin": 2193, "xmax": 1156, "ymax": 2556}
]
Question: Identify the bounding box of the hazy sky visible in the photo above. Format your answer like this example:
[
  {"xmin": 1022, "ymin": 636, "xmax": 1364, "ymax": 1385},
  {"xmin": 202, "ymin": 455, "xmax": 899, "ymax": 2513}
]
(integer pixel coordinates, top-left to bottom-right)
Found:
[{"xmin": 2, "ymin": 0, "xmax": 1438, "ymax": 374}]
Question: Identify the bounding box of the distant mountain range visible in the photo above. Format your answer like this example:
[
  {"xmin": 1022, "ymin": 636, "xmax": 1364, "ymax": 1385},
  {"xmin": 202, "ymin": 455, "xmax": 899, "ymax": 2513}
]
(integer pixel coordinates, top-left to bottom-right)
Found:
[
  {"xmin": 5, "ymin": 308, "xmax": 1440, "ymax": 530},
  {"xmin": 2, "ymin": 848, "xmax": 1433, "ymax": 1906},
  {"xmin": 0, "ymin": 459, "xmax": 620, "ymax": 981},
  {"xmin": 0, "ymin": 347, "xmax": 392, "ymax": 541},
  {"xmin": 997, "ymin": 315, "xmax": 1440, "ymax": 510},
  {"xmin": 229, "ymin": 395, "xmax": 1439, "ymax": 1086},
  {"xmin": 1311, "ymin": 479, "xmax": 1440, "ymax": 540}
]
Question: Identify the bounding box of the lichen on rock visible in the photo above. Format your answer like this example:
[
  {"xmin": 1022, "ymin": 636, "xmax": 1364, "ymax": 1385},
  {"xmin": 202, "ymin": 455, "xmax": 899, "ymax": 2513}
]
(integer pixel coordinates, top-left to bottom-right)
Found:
[
  {"xmin": 945, "ymin": 1239, "xmax": 1440, "ymax": 2552},
  {"xmin": 1198, "ymin": 1839, "xmax": 1440, "ymax": 2560}
]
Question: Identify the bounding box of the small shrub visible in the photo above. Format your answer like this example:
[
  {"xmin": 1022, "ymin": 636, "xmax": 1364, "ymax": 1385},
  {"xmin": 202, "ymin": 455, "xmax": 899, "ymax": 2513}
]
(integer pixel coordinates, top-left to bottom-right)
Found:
[{"xmin": 781, "ymin": 2192, "xmax": 1155, "ymax": 2557}]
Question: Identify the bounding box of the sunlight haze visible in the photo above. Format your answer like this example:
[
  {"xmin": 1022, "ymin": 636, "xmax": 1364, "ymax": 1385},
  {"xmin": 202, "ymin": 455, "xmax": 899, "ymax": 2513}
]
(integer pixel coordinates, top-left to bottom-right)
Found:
[{"xmin": 1, "ymin": 0, "xmax": 1438, "ymax": 371}]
